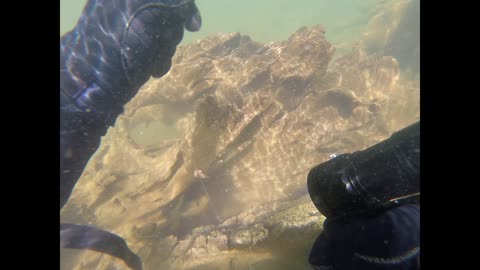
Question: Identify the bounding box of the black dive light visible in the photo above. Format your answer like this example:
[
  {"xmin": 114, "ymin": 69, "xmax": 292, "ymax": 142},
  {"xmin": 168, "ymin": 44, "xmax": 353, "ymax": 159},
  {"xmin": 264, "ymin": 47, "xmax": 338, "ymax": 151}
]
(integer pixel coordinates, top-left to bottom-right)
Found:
[{"xmin": 307, "ymin": 121, "xmax": 420, "ymax": 219}]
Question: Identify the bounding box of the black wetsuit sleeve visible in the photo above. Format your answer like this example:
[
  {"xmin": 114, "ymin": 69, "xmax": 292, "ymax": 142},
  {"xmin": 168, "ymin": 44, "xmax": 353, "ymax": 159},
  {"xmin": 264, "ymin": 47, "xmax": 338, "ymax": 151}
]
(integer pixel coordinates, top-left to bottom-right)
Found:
[
  {"xmin": 309, "ymin": 231, "xmax": 334, "ymax": 270},
  {"xmin": 309, "ymin": 204, "xmax": 420, "ymax": 270}
]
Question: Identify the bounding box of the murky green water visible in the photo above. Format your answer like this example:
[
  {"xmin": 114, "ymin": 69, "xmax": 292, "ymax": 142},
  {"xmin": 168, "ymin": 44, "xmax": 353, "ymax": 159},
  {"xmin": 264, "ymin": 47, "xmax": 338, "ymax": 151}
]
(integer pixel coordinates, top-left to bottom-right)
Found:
[
  {"xmin": 60, "ymin": 1, "xmax": 419, "ymax": 269},
  {"xmin": 61, "ymin": 0, "xmax": 383, "ymax": 45},
  {"xmin": 61, "ymin": 0, "xmax": 402, "ymax": 147}
]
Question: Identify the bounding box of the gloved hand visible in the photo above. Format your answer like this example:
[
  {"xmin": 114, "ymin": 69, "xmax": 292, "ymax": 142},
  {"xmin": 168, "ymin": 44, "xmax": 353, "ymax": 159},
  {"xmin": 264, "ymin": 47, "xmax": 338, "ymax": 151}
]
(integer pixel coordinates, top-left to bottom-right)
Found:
[
  {"xmin": 309, "ymin": 204, "xmax": 420, "ymax": 270},
  {"xmin": 60, "ymin": 0, "xmax": 201, "ymax": 116}
]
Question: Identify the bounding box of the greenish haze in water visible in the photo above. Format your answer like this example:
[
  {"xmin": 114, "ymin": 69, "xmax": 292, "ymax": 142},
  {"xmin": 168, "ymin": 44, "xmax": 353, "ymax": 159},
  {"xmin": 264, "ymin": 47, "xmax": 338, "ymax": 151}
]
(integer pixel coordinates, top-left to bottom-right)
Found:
[
  {"xmin": 61, "ymin": 0, "xmax": 383, "ymax": 46},
  {"xmin": 61, "ymin": 0, "xmax": 418, "ymax": 150},
  {"xmin": 60, "ymin": 2, "xmax": 419, "ymax": 268}
]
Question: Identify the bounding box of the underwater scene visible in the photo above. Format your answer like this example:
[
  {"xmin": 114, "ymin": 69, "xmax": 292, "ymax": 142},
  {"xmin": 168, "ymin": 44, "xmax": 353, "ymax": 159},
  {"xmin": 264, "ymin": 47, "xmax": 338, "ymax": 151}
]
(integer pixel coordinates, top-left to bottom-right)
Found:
[{"xmin": 60, "ymin": 0, "xmax": 420, "ymax": 269}]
